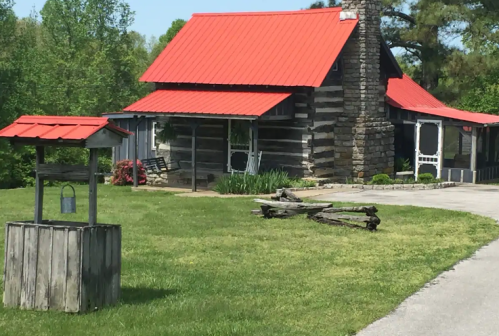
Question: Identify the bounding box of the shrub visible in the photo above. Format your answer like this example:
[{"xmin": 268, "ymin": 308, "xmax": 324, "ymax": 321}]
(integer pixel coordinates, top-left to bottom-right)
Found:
[
  {"xmin": 112, "ymin": 160, "xmax": 147, "ymax": 186},
  {"xmin": 393, "ymin": 179, "xmax": 404, "ymax": 184},
  {"xmin": 214, "ymin": 170, "xmax": 293, "ymax": 195},
  {"xmin": 370, "ymin": 174, "xmax": 393, "ymax": 185},
  {"xmin": 289, "ymin": 178, "xmax": 316, "ymax": 188},
  {"xmin": 395, "ymin": 158, "xmax": 412, "ymax": 172},
  {"xmin": 417, "ymin": 173, "xmax": 436, "ymax": 184}
]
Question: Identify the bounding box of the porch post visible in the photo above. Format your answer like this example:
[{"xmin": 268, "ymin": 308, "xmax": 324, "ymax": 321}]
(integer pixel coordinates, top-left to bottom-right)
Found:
[
  {"xmin": 191, "ymin": 121, "xmax": 199, "ymax": 192},
  {"xmin": 89, "ymin": 148, "xmax": 99, "ymax": 226},
  {"xmin": 34, "ymin": 146, "xmax": 45, "ymax": 224},
  {"xmin": 489, "ymin": 128, "xmax": 498, "ymax": 164},
  {"xmin": 251, "ymin": 120, "xmax": 259, "ymax": 175},
  {"xmin": 471, "ymin": 126, "xmax": 478, "ymax": 183},
  {"xmin": 132, "ymin": 116, "xmax": 138, "ymax": 188}
]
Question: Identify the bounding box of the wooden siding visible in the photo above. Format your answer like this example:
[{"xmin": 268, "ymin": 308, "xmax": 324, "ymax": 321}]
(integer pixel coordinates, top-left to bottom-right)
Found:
[{"xmin": 113, "ymin": 118, "xmax": 155, "ymax": 164}]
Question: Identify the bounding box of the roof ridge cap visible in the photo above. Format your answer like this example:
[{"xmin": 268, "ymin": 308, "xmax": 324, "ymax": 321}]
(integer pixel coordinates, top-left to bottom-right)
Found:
[{"xmin": 192, "ymin": 8, "xmax": 342, "ymax": 17}]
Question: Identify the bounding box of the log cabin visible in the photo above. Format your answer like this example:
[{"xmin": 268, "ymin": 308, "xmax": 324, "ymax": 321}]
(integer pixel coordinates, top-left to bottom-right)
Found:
[{"xmin": 105, "ymin": 0, "xmax": 499, "ymax": 186}]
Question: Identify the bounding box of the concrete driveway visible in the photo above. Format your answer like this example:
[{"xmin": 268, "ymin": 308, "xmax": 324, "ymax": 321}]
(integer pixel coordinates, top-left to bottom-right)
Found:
[{"xmin": 313, "ymin": 184, "xmax": 499, "ymax": 336}]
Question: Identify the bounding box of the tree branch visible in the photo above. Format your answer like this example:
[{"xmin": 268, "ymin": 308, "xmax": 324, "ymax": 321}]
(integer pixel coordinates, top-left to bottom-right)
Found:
[
  {"xmin": 382, "ymin": 10, "xmax": 416, "ymax": 25},
  {"xmin": 387, "ymin": 41, "xmax": 423, "ymax": 51}
]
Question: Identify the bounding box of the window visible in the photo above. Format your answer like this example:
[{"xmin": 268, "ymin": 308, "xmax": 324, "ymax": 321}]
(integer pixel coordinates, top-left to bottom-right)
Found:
[
  {"xmin": 151, "ymin": 121, "xmax": 157, "ymax": 150},
  {"xmin": 332, "ymin": 61, "xmax": 339, "ymax": 72}
]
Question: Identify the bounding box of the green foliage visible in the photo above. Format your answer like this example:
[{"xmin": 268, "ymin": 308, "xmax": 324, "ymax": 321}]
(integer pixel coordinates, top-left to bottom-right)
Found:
[
  {"xmin": 0, "ymin": 0, "xmax": 151, "ymax": 189},
  {"xmin": 230, "ymin": 120, "xmax": 251, "ymax": 145},
  {"xmin": 370, "ymin": 174, "xmax": 393, "ymax": 185},
  {"xmin": 214, "ymin": 171, "xmax": 294, "ymax": 195},
  {"xmin": 417, "ymin": 173, "xmax": 441, "ymax": 184},
  {"xmin": 0, "ymin": 141, "xmax": 36, "ymax": 188},
  {"xmin": 157, "ymin": 121, "xmax": 178, "ymax": 143},
  {"xmin": 308, "ymin": 0, "xmax": 339, "ymax": 9},
  {"xmin": 289, "ymin": 178, "xmax": 317, "ymax": 188},
  {"xmin": 395, "ymin": 158, "xmax": 412, "ymax": 172},
  {"xmin": 150, "ymin": 19, "xmax": 186, "ymax": 62}
]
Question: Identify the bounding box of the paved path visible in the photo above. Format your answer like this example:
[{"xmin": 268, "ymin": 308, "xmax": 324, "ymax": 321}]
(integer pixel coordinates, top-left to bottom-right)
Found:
[{"xmin": 313, "ymin": 184, "xmax": 499, "ymax": 336}]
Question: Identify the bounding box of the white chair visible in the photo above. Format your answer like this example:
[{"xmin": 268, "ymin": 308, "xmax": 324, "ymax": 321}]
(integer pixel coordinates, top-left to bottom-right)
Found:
[
  {"xmin": 230, "ymin": 151, "xmax": 262, "ymax": 175},
  {"xmin": 246, "ymin": 151, "xmax": 263, "ymax": 175}
]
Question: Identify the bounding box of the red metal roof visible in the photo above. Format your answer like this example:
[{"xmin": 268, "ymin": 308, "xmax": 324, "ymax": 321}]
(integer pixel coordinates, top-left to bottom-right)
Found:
[
  {"xmin": 0, "ymin": 116, "xmax": 132, "ymax": 140},
  {"xmin": 124, "ymin": 90, "xmax": 292, "ymax": 117},
  {"xmin": 140, "ymin": 8, "xmax": 358, "ymax": 87},
  {"xmin": 387, "ymin": 75, "xmax": 499, "ymax": 125}
]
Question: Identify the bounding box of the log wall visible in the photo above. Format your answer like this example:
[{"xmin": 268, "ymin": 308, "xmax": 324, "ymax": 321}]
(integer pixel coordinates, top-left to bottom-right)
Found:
[{"xmin": 3, "ymin": 221, "xmax": 121, "ymax": 313}]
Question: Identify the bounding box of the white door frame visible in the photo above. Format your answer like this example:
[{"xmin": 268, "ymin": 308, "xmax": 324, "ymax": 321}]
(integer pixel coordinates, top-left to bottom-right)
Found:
[
  {"xmin": 415, "ymin": 119, "xmax": 443, "ymax": 180},
  {"xmin": 227, "ymin": 119, "xmax": 252, "ymax": 172}
]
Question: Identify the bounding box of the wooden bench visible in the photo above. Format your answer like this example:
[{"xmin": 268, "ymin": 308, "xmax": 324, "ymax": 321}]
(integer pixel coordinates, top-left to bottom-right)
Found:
[{"xmin": 141, "ymin": 157, "xmax": 181, "ymax": 174}]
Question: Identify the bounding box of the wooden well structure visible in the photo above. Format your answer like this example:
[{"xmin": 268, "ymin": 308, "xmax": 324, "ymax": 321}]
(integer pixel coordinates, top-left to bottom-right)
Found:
[{"xmin": 0, "ymin": 116, "xmax": 132, "ymax": 313}]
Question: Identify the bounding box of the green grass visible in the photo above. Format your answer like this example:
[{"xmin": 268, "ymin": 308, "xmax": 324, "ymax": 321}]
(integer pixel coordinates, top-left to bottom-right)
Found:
[{"xmin": 1, "ymin": 186, "xmax": 499, "ymax": 336}]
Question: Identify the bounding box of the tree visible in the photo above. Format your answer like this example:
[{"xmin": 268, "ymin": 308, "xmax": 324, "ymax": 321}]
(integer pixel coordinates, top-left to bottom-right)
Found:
[
  {"xmin": 150, "ymin": 19, "xmax": 186, "ymax": 62},
  {"xmin": 308, "ymin": 0, "xmax": 339, "ymax": 8}
]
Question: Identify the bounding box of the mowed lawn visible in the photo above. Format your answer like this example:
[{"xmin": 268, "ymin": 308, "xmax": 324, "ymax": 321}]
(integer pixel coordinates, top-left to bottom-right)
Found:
[{"xmin": 1, "ymin": 186, "xmax": 499, "ymax": 336}]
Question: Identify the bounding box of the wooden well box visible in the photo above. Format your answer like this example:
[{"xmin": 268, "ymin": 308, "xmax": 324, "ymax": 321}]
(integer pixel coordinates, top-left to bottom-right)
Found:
[
  {"xmin": 3, "ymin": 221, "xmax": 121, "ymax": 313},
  {"xmin": 0, "ymin": 116, "xmax": 132, "ymax": 313}
]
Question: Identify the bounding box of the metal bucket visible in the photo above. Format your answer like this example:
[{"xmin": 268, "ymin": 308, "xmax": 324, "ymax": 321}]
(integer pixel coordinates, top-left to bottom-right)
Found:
[{"xmin": 60, "ymin": 184, "xmax": 76, "ymax": 214}]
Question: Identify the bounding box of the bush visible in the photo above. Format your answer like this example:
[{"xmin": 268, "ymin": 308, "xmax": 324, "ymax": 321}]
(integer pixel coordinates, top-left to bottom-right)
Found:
[
  {"xmin": 289, "ymin": 178, "xmax": 317, "ymax": 188},
  {"xmin": 395, "ymin": 158, "xmax": 412, "ymax": 172},
  {"xmin": 417, "ymin": 173, "xmax": 436, "ymax": 184},
  {"xmin": 370, "ymin": 174, "xmax": 393, "ymax": 185},
  {"xmin": 214, "ymin": 170, "xmax": 294, "ymax": 195},
  {"xmin": 112, "ymin": 160, "xmax": 147, "ymax": 186}
]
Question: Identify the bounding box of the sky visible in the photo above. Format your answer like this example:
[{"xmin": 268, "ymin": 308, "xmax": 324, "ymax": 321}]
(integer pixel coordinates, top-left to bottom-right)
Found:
[{"xmin": 14, "ymin": 0, "xmax": 314, "ymax": 38}]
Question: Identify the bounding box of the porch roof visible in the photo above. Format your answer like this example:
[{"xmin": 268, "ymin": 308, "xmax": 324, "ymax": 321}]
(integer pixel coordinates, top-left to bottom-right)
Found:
[
  {"xmin": 387, "ymin": 75, "xmax": 499, "ymax": 125},
  {"xmin": 123, "ymin": 89, "xmax": 292, "ymax": 118}
]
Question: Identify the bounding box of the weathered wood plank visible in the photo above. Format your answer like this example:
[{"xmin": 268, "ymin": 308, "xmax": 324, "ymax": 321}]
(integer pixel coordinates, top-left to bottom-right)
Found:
[
  {"xmin": 65, "ymin": 229, "xmax": 80, "ymax": 313},
  {"xmin": 20, "ymin": 226, "xmax": 38, "ymax": 310},
  {"xmin": 104, "ymin": 227, "xmax": 113, "ymax": 306},
  {"xmin": 309, "ymin": 214, "xmax": 369, "ymax": 230},
  {"xmin": 315, "ymin": 101, "xmax": 343, "ymax": 109},
  {"xmin": 314, "ymin": 86, "xmax": 343, "ymax": 92},
  {"xmin": 171, "ymin": 137, "xmax": 223, "ymax": 150},
  {"xmin": 94, "ymin": 227, "xmax": 105, "ymax": 309},
  {"xmin": 37, "ymin": 164, "xmax": 90, "ymax": 182},
  {"xmin": 322, "ymin": 206, "xmax": 378, "ymax": 215},
  {"xmin": 49, "ymin": 228, "xmax": 67, "ymax": 310},
  {"xmin": 260, "ymin": 208, "xmax": 302, "ymax": 219},
  {"xmin": 253, "ymin": 199, "xmax": 332, "ymax": 210},
  {"xmin": 311, "ymin": 212, "xmax": 381, "ymax": 231},
  {"xmin": 274, "ymin": 189, "xmax": 303, "ymax": 202},
  {"xmin": 4, "ymin": 224, "xmax": 24, "ymax": 308},
  {"xmin": 112, "ymin": 226, "xmax": 122, "ymax": 304},
  {"xmin": 316, "ymin": 212, "xmax": 378, "ymax": 224},
  {"xmin": 3, "ymin": 223, "xmax": 9, "ymax": 305},
  {"xmin": 259, "ymin": 128, "xmax": 310, "ymax": 142},
  {"xmin": 80, "ymin": 227, "xmax": 91, "ymax": 313},
  {"xmin": 35, "ymin": 226, "xmax": 52, "ymax": 310},
  {"xmin": 313, "ymin": 150, "xmax": 335, "ymax": 160}
]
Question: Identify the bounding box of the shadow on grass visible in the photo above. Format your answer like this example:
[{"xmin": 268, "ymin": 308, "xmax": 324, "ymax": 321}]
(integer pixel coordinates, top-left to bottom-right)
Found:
[{"xmin": 121, "ymin": 287, "xmax": 178, "ymax": 305}]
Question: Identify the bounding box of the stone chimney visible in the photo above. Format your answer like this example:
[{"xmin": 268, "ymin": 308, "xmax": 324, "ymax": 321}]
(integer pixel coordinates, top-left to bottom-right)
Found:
[{"xmin": 340, "ymin": 0, "xmax": 394, "ymax": 181}]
